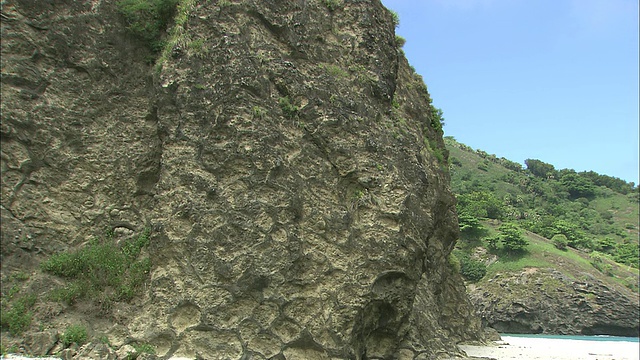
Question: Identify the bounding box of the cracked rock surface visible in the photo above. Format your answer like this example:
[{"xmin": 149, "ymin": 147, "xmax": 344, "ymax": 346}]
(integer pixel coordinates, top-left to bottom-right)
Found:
[{"xmin": 1, "ymin": 0, "xmax": 484, "ymax": 358}]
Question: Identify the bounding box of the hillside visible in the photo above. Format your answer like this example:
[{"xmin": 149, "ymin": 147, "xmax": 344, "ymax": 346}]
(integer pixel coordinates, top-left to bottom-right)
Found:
[{"xmin": 444, "ymin": 136, "xmax": 640, "ymax": 336}]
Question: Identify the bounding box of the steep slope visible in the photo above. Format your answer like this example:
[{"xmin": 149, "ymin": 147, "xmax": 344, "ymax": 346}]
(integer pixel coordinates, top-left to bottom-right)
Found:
[
  {"xmin": 445, "ymin": 138, "xmax": 640, "ymax": 337},
  {"xmin": 1, "ymin": 0, "xmax": 483, "ymax": 359}
]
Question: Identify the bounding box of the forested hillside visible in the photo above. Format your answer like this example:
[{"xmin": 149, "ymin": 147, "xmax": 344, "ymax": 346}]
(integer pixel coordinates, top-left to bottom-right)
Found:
[{"xmin": 445, "ymin": 136, "xmax": 639, "ymax": 288}]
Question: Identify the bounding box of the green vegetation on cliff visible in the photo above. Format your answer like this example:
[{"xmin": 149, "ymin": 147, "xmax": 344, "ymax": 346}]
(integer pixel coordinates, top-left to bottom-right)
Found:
[
  {"xmin": 446, "ymin": 136, "xmax": 639, "ymax": 287},
  {"xmin": 117, "ymin": 0, "xmax": 179, "ymax": 52},
  {"xmin": 40, "ymin": 229, "xmax": 152, "ymax": 308}
]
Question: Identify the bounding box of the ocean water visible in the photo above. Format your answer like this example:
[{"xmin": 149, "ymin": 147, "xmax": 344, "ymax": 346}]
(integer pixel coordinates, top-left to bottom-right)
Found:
[{"xmin": 502, "ymin": 333, "xmax": 640, "ymax": 343}]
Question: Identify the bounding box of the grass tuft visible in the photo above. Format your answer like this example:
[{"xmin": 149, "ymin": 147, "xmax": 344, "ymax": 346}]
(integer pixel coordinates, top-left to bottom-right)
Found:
[{"xmin": 41, "ymin": 229, "xmax": 152, "ymax": 308}]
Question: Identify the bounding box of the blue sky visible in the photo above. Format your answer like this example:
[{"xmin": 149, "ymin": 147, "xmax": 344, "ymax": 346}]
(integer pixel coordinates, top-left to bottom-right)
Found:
[{"xmin": 381, "ymin": 0, "xmax": 639, "ymax": 184}]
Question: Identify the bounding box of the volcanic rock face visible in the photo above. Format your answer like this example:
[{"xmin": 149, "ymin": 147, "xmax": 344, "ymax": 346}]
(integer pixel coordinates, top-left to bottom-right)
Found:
[
  {"xmin": 1, "ymin": 0, "xmax": 483, "ymax": 358},
  {"xmin": 468, "ymin": 268, "xmax": 640, "ymax": 337}
]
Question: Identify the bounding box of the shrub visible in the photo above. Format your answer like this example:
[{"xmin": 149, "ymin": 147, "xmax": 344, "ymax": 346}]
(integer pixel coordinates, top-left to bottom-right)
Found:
[
  {"xmin": 117, "ymin": 0, "xmax": 179, "ymax": 52},
  {"xmin": 41, "ymin": 229, "xmax": 152, "ymax": 307},
  {"xmin": 0, "ymin": 293, "xmax": 37, "ymax": 335},
  {"xmin": 459, "ymin": 257, "xmax": 487, "ymax": 283},
  {"xmin": 61, "ymin": 324, "xmax": 88, "ymax": 347},
  {"xmin": 595, "ymin": 237, "xmax": 616, "ymax": 254},
  {"xmin": 390, "ymin": 10, "xmax": 400, "ymax": 27},
  {"xmin": 551, "ymin": 234, "xmax": 568, "ymax": 250},
  {"xmin": 252, "ymin": 106, "xmax": 266, "ymax": 119},
  {"xmin": 395, "ymin": 35, "xmax": 406, "ymax": 48},
  {"xmin": 447, "ymin": 253, "xmax": 461, "ymax": 274},
  {"xmin": 278, "ymin": 97, "xmax": 299, "ymax": 118},
  {"xmin": 429, "ymin": 106, "xmax": 444, "ymax": 133},
  {"xmin": 424, "ymin": 138, "xmax": 446, "ymax": 164},
  {"xmin": 133, "ymin": 342, "xmax": 156, "ymax": 355},
  {"xmin": 321, "ymin": 64, "xmax": 349, "ymax": 78},
  {"xmin": 613, "ymin": 242, "xmax": 639, "ymax": 268}
]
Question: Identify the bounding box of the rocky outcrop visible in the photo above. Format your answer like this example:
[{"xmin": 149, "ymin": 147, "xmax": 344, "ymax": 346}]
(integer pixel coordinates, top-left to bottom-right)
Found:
[
  {"xmin": 1, "ymin": 0, "xmax": 483, "ymax": 358},
  {"xmin": 468, "ymin": 268, "xmax": 640, "ymax": 337}
]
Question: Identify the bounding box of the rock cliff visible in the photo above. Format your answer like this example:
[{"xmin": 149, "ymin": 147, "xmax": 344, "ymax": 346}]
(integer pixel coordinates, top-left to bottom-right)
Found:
[
  {"xmin": 468, "ymin": 268, "xmax": 639, "ymax": 337},
  {"xmin": 1, "ymin": 0, "xmax": 483, "ymax": 358}
]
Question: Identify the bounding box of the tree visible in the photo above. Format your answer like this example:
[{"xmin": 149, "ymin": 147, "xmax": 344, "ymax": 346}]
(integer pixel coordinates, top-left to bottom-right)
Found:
[
  {"xmin": 458, "ymin": 213, "xmax": 487, "ymax": 240},
  {"xmin": 457, "ymin": 191, "xmax": 505, "ymax": 220},
  {"xmin": 614, "ymin": 242, "xmax": 639, "ymax": 268},
  {"xmin": 595, "ymin": 237, "xmax": 616, "ymax": 254},
  {"xmin": 551, "ymin": 234, "xmax": 568, "ymax": 250},
  {"xmin": 550, "ymin": 219, "xmax": 590, "ymax": 250},
  {"xmin": 430, "ymin": 106, "xmax": 445, "ymax": 133},
  {"xmin": 560, "ymin": 172, "xmax": 596, "ymax": 199},
  {"xmin": 498, "ymin": 222, "xmax": 529, "ymax": 253},
  {"xmin": 525, "ymin": 159, "xmax": 556, "ymax": 178}
]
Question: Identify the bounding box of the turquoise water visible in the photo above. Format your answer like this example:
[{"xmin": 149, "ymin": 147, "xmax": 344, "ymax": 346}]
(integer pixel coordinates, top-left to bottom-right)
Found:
[{"xmin": 502, "ymin": 333, "xmax": 639, "ymax": 343}]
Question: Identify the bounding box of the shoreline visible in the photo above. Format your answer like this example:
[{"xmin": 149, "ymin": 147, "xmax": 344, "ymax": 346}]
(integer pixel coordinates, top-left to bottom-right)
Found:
[
  {"xmin": 460, "ymin": 335, "xmax": 640, "ymax": 360},
  {"xmin": 2, "ymin": 336, "xmax": 638, "ymax": 360}
]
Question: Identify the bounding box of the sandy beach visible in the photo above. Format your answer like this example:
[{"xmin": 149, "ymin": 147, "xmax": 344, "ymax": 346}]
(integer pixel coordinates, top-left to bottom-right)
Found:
[
  {"xmin": 460, "ymin": 336, "xmax": 640, "ymax": 360},
  {"xmin": 2, "ymin": 336, "xmax": 638, "ymax": 360}
]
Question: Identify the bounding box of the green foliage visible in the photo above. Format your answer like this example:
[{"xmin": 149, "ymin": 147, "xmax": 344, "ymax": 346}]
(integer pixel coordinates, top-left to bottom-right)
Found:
[
  {"xmin": 278, "ymin": 97, "xmax": 299, "ymax": 119},
  {"xmin": 525, "ymin": 159, "xmax": 556, "ymax": 178},
  {"xmin": 580, "ymin": 170, "xmax": 636, "ymax": 195},
  {"xmin": 446, "ymin": 136, "xmax": 638, "ymax": 272},
  {"xmin": 447, "ymin": 252, "xmax": 461, "ymax": 273},
  {"xmin": 61, "ymin": 324, "xmax": 88, "ymax": 347},
  {"xmin": 321, "ymin": 64, "xmax": 348, "ymax": 78},
  {"xmin": 123, "ymin": 342, "xmax": 156, "ymax": 359},
  {"xmin": 395, "ymin": 35, "xmax": 406, "ymax": 48},
  {"xmin": 613, "ymin": 242, "xmax": 639, "ymax": 268},
  {"xmin": 390, "ymin": 10, "xmax": 400, "ymax": 28},
  {"xmin": 459, "ymin": 256, "xmax": 487, "ymax": 283},
  {"xmin": 560, "ymin": 171, "xmax": 596, "ymax": 199},
  {"xmin": 8, "ymin": 271, "xmax": 30, "ymax": 282},
  {"xmin": 529, "ymin": 218, "xmax": 591, "ymax": 250},
  {"xmin": 429, "ymin": 106, "xmax": 444, "ymax": 134},
  {"xmin": 595, "ymin": 237, "xmax": 616, "ymax": 254},
  {"xmin": 48, "ymin": 282, "xmax": 88, "ymax": 304},
  {"xmin": 133, "ymin": 342, "xmax": 156, "ymax": 355},
  {"xmin": 252, "ymin": 106, "xmax": 266, "ymax": 119},
  {"xmin": 0, "ymin": 292, "xmax": 37, "ymax": 335},
  {"xmin": 458, "ymin": 213, "xmax": 487, "ymax": 241},
  {"xmin": 477, "ymin": 161, "xmax": 490, "ymax": 171},
  {"xmin": 452, "ymin": 250, "xmax": 487, "ymax": 283},
  {"xmin": 117, "ymin": 0, "xmax": 179, "ymax": 52},
  {"xmin": 41, "ymin": 229, "xmax": 152, "ymax": 307},
  {"xmin": 1, "ymin": 343, "xmax": 19, "ymax": 355},
  {"xmin": 497, "ymin": 222, "xmax": 529, "ymax": 253},
  {"xmin": 551, "ymin": 234, "xmax": 568, "ymax": 250},
  {"xmin": 425, "ymin": 138, "xmax": 446, "ymax": 164},
  {"xmin": 457, "ymin": 191, "xmax": 505, "ymax": 220},
  {"xmin": 187, "ymin": 38, "xmax": 206, "ymax": 53}
]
